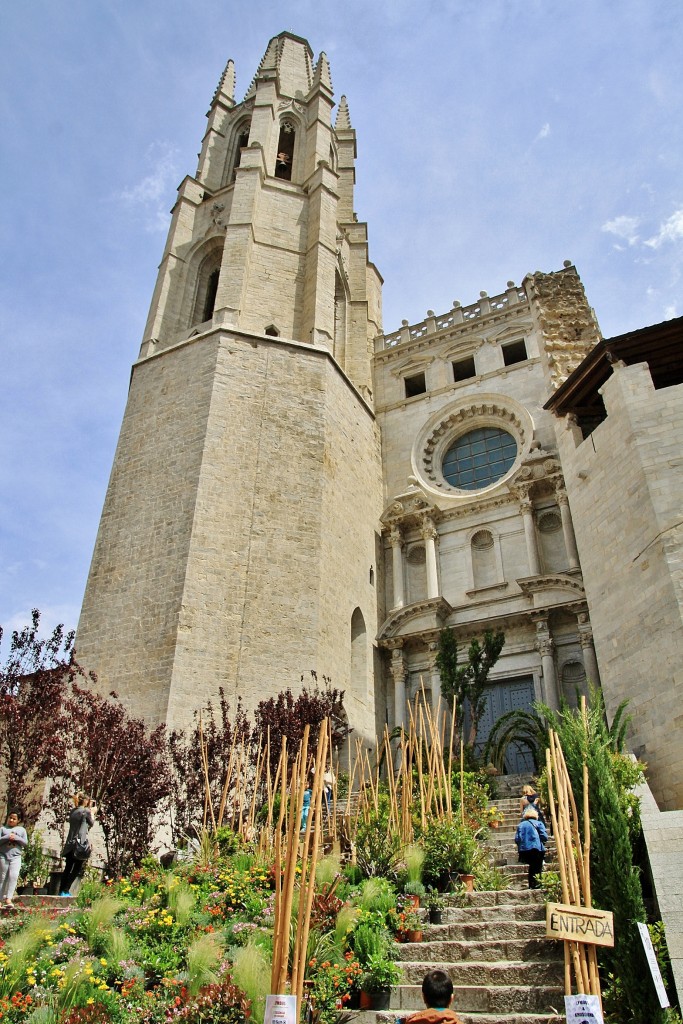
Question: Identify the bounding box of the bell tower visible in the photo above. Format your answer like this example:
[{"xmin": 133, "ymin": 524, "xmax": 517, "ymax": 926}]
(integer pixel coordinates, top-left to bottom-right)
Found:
[{"xmin": 76, "ymin": 33, "xmax": 384, "ymax": 735}]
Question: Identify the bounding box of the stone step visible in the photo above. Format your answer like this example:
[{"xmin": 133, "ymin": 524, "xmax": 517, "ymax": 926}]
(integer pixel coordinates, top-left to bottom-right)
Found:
[
  {"xmin": 377, "ymin": 1011, "xmax": 564, "ymax": 1024},
  {"xmin": 398, "ymin": 959, "xmax": 564, "ymax": 987},
  {"xmin": 394, "ymin": 983, "xmax": 563, "ymax": 1013},
  {"xmin": 392, "ymin": 936, "xmax": 561, "ymax": 963},
  {"xmin": 426, "ymin": 920, "xmax": 550, "ymax": 942},
  {"xmin": 421, "ymin": 902, "xmax": 545, "ymax": 924},
  {"xmin": 444, "ymin": 890, "xmax": 547, "ymax": 908}
]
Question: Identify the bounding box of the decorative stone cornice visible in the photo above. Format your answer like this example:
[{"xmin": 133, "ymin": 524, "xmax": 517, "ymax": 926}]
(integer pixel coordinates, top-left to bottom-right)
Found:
[{"xmin": 378, "ymin": 597, "xmax": 453, "ymax": 643}]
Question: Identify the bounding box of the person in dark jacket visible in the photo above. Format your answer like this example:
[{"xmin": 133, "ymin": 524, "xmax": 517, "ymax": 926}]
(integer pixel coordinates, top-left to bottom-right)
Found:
[
  {"xmin": 60, "ymin": 794, "xmax": 95, "ymax": 896},
  {"xmin": 514, "ymin": 806, "xmax": 548, "ymax": 889},
  {"xmin": 406, "ymin": 969, "xmax": 463, "ymax": 1024}
]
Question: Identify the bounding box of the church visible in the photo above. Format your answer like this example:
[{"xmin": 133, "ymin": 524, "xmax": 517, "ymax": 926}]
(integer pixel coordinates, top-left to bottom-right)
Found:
[{"xmin": 74, "ymin": 32, "xmax": 683, "ymax": 813}]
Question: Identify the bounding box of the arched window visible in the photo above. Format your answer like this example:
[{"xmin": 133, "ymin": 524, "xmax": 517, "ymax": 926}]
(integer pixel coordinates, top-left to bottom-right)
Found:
[
  {"xmin": 191, "ymin": 249, "xmax": 222, "ymax": 326},
  {"xmin": 350, "ymin": 607, "xmax": 368, "ymax": 697},
  {"xmin": 230, "ymin": 122, "xmax": 251, "ymax": 182},
  {"xmin": 275, "ymin": 120, "xmax": 296, "ymax": 180},
  {"xmin": 471, "ymin": 529, "xmax": 497, "ymax": 589},
  {"xmin": 334, "ymin": 270, "xmax": 347, "ymax": 366}
]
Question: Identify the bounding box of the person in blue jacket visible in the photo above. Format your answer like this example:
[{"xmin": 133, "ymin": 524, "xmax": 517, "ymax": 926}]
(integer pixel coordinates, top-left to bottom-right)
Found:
[{"xmin": 514, "ymin": 805, "xmax": 548, "ymax": 889}]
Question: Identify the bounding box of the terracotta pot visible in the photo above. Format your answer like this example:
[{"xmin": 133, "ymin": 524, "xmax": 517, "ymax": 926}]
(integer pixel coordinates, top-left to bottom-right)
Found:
[
  {"xmin": 405, "ymin": 894, "xmax": 420, "ymax": 909},
  {"xmin": 489, "ymin": 820, "xmax": 500, "ymax": 829},
  {"xmin": 359, "ymin": 991, "xmax": 373, "ymax": 1010},
  {"xmin": 459, "ymin": 873, "xmax": 475, "ymax": 892},
  {"xmin": 406, "ymin": 929, "xmax": 423, "ymax": 943},
  {"xmin": 395, "ymin": 929, "xmax": 408, "ymax": 943}
]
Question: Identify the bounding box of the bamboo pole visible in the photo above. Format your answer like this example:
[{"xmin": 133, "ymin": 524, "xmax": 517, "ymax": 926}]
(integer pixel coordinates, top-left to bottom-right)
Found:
[
  {"xmin": 273, "ymin": 726, "xmax": 310, "ymax": 994},
  {"xmin": 216, "ymin": 731, "xmax": 238, "ymax": 829},
  {"xmin": 198, "ymin": 714, "xmax": 217, "ymax": 832},
  {"xmin": 292, "ymin": 722, "xmax": 330, "ymax": 1009},
  {"xmin": 270, "ymin": 736, "xmax": 288, "ymax": 993}
]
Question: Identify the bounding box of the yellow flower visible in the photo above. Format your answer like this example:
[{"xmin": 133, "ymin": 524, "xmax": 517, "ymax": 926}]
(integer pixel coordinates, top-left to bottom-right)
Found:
[
  {"xmin": 100, "ymin": 958, "xmax": 108, "ymax": 966},
  {"xmin": 87, "ymin": 998, "xmax": 95, "ymax": 1006}
]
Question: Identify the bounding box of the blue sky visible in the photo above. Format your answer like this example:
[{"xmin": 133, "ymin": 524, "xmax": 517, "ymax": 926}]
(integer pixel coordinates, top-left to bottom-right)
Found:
[{"xmin": 1, "ymin": 0, "xmax": 682, "ymax": 638}]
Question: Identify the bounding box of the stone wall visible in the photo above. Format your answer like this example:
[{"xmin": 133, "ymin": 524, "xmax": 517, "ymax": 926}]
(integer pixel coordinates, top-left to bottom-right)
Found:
[
  {"xmin": 76, "ymin": 326, "xmax": 383, "ymax": 739},
  {"xmin": 553, "ymin": 362, "xmax": 683, "ymax": 809}
]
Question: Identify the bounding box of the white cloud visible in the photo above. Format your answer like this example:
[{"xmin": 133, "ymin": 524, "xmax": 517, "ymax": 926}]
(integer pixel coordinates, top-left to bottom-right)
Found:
[
  {"xmin": 602, "ymin": 215, "xmax": 640, "ymax": 246},
  {"xmin": 664, "ymin": 304, "xmax": 678, "ymax": 320},
  {"xmin": 645, "ymin": 208, "xmax": 683, "ymax": 249},
  {"xmin": 536, "ymin": 122, "xmax": 550, "ymax": 140},
  {"xmin": 117, "ymin": 142, "xmax": 180, "ymax": 232}
]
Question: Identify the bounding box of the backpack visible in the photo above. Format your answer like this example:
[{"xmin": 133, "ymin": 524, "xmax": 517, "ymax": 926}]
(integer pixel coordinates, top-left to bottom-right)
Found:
[{"xmin": 72, "ymin": 818, "xmax": 92, "ymax": 861}]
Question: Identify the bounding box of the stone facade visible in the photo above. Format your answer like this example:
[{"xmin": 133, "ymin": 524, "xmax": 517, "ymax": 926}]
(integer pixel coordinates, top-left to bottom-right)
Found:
[
  {"xmin": 373, "ymin": 270, "xmax": 598, "ymax": 761},
  {"xmin": 77, "ymin": 32, "xmax": 682, "ymax": 812}
]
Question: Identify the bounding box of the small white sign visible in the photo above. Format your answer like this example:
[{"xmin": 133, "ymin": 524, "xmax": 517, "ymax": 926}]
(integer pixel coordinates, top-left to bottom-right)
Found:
[
  {"xmin": 265, "ymin": 994, "xmax": 298, "ymax": 1024},
  {"xmin": 564, "ymin": 993, "xmax": 605, "ymax": 1023},
  {"xmin": 637, "ymin": 921, "xmax": 670, "ymax": 1008}
]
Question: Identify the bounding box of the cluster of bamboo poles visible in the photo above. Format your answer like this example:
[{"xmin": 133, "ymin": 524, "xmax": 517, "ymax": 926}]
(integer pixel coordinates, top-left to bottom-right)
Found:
[
  {"xmin": 196, "ymin": 716, "xmax": 339, "ymax": 845},
  {"xmin": 269, "ymin": 721, "xmax": 330, "ymax": 1003},
  {"xmin": 342, "ymin": 688, "xmax": 461, "ymax": 842},
  {"xmin": 196, "ymin": 686, "xmax": 460, "ymax": 851},
  {"xmin": 545, "ymin": 697, "xmax": 602, "ymax": 1008}
]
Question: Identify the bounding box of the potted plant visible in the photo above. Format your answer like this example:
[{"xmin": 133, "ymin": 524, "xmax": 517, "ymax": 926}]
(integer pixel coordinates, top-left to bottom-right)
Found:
[
  {"xmin": 360, "ymin": 952, "xmax": 401, "ymax": 1010},
  {"xmin": 487, "ymin": 806, "xmax": 504, "ymax": 829},
  {"xmin": 456, "ymin": 830, "xmax": 482, "ymax": 893},
  {"xmin": 403, "ymin": 909, "xmax": 423, "ymax": 943},
  {"xmin": 426, "ymin": 887, "xmax": 445, "ymax": 924},
  {"xmin": 403, "ymin": 843, "xmax": 426, "ymax": 906},
  {"xmin": 404, "ymin": 879, "xmax": 426, "ymax": 908}
]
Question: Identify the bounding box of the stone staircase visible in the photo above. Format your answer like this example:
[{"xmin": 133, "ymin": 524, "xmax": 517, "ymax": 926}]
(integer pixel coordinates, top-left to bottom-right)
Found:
[{"xmin": 378, "ymin": 777, "xmax": 566, "ymax": 1024}]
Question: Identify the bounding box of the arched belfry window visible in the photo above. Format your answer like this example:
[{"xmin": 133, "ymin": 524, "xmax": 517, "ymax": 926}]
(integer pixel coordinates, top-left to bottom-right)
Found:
[
  {"xmin": 275, "ymin": 120, "xmax": 296, "ymax": 180},
  {"xmin": 191, "ymin": 249, "xmax": 222, "ymax": 327},
  {"xmin": 230, "ymin": 121, "xmax": 251, "ymax": 182}
]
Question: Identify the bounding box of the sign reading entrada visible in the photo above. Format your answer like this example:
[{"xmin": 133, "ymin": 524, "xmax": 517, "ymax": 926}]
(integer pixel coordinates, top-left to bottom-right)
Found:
[{"xmin": 546, "ymin": 903, "xmax": 615, "ymax": 947}]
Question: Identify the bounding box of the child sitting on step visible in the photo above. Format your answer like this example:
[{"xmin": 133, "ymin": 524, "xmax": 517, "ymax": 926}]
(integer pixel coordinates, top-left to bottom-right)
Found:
[{"xmin": 405, "ymin": 969, "xmax": 463, "ymax": 1024}]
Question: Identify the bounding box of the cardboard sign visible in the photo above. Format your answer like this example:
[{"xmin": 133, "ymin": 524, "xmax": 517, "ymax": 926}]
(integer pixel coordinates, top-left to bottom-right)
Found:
[
  {"xmin": 546, "ymin": 903, "xmax": 614, "ymax": 947},
  {"xmin": 564, "ymin": 993, "xmax": 605, "ymax": 1023},
  {"xmin": 265, "ymin": 994, "xmax": 298, "ymax": 1024},
  {"xmin": 637, "ymin": 922, "xmax": 670, "ymax": 1008}
]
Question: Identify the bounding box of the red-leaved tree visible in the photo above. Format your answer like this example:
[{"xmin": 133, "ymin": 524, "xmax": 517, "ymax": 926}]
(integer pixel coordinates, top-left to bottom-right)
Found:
[
  {"xmin": 167, "ymin": 689, "xmax": 253, "ymax": 844},
  {"xmin": 46, "ymin": 684, "xmax": 171, "ymax": 877},
  {"xmin": 0, "ymin": 610, "xmax": 90, "ymax": 823},
  {"xmin": 253, "ymin": 675, "xmax": 350, "ymax": 779}
]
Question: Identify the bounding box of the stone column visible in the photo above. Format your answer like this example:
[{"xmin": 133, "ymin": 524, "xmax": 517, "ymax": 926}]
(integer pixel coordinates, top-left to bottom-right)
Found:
[
  {"xmin": 389, "ymin": 526, "xmax": 405, "ymax": 609},
  {"xmin": 421, "ymin": 516, "xmax": 440, "ymax": 599},
  {"xmin": 390, "ymin": 643, "xmax": 408, "ymax": 732},
  {"xmin": 534, "ymin": 616, "xmax": 559, "ymax": 709},
  {"xmin": 577, "ymin": 613, "xmax": 601, "ymax": 686},
  {"xmin": 519, "ymin": 492, "xmax": 542, "ymax": 576},
  {"xmin": 556, "ymin": 487, "xmax": 580, "ymax": 569}
]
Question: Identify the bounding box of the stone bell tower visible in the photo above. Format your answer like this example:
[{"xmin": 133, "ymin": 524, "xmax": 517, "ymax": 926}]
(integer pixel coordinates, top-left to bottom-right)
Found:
[{"xmin": 76, "ymin": 32, "xmax": 384, "ymax": 736}]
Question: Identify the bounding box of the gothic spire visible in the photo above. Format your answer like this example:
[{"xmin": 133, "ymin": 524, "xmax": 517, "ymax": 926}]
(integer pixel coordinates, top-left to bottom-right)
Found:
[
  {"xmin": 335, "ymin": 95, "xmax": 353, "ymax": 131},
  {"xmin": 212, "ymin": 59, "xmax": 235, "ymax": 106},
  {"xmin": 313, "ymin": 51, "xmax": 333, "ymax": 93}
]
